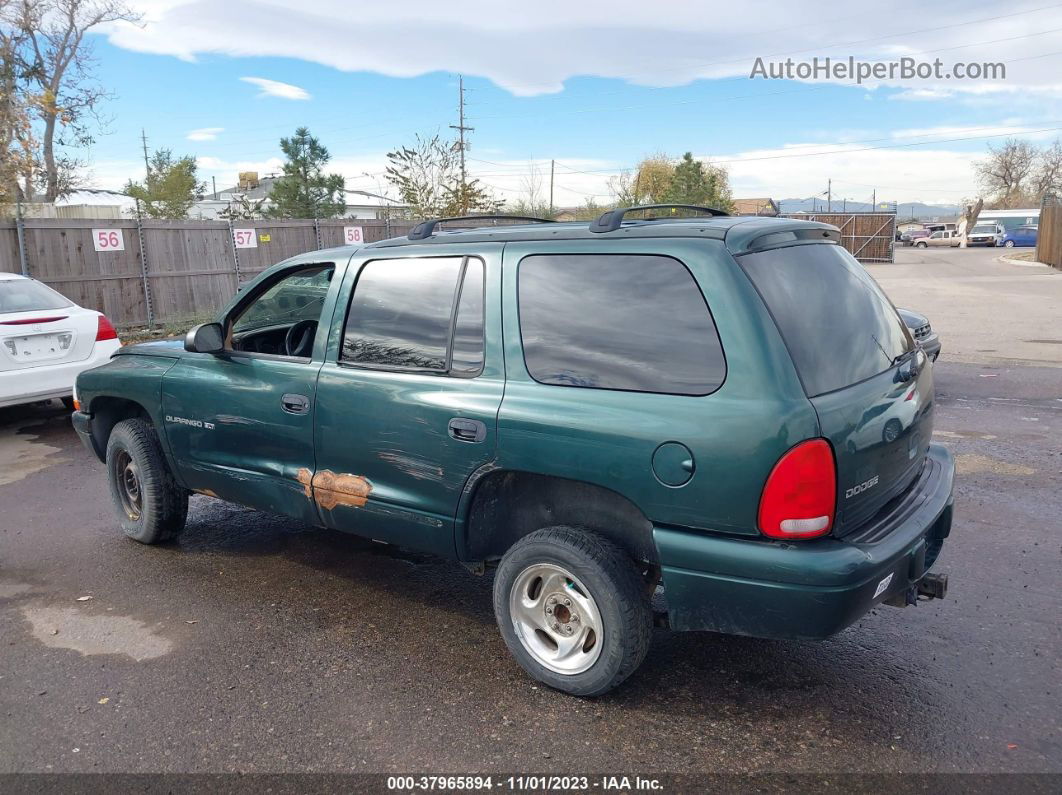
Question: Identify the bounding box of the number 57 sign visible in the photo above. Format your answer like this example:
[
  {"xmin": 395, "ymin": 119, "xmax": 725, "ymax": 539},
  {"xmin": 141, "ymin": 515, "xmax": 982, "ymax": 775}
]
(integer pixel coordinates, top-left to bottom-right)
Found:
[
  {"xmin": 232, "ymin": 228, "xmax": 258, "ymax": 249},
  {"xmin": 92, "ymin": 229, "xmax": 125, "ymax": 252}
]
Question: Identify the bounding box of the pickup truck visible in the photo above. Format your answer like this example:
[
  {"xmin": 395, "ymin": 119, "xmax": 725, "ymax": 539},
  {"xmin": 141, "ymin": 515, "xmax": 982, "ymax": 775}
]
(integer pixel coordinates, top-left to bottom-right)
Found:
[{"xmin": 73, "ymin": 208, "xmax": 954, "ymax": 696}]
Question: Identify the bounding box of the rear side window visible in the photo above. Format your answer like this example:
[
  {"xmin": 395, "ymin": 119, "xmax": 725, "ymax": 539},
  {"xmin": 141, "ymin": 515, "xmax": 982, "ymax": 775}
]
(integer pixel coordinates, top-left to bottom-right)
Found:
[
  {"xmin": 741, "ymin": 243, "xmax": 912, "ymax": 397},
  {"xmin": 341, "ymin": 256, "xmax": 484, "ymax": 375},
  {"xmin": 518, "ymin": 254, "xmax": 725, "ymax": 395},
  {"xmin": 0, "ymin": 279, "xmax": 71, "ymax": 313}
]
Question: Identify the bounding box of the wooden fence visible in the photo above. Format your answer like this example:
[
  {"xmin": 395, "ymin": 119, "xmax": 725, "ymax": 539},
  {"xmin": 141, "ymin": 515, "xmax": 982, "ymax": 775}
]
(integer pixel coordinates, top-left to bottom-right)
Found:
[
  {"xmin": 778, "ymin": 212, "xmax": 896, "ymax": 263},
  {"xmin": 0, "ymin": 211, "xmax": 898, "ymax": 327},
  {"xmin": 1036, "ymin": 195, "xmax": 1061, "ymax": 270},
  {"xmin": 0, "ymin": 218, "xmax": 414, "ymax": 327}
]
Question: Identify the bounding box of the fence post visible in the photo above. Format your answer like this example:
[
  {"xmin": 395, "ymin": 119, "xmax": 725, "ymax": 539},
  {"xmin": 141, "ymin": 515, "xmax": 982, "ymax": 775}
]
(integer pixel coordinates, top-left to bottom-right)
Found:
[
  {"xmin": 135, "ymin": 214, "xmax": 155, "ymax": 327},
  {"xmin": 228, "ymin": 220, "xmax": 242, "ymax": 283},
  {"xmin": 14, "ymin": 197, "xmax": 29, "ymax": 276},
  {"xmin": 313, "ymin": 217, "xmax": 322, "ymax": 250}
]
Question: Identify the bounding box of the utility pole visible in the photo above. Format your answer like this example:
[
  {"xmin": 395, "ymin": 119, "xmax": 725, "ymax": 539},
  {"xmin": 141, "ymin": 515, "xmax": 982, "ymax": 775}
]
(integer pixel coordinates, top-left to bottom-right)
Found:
[
  {"xmin": 212, "ymin": 176, "xmax": 217, "ymax": 200},
  {"xmin": 140, "ymin": 129, "xmax": 150, "ymax": 178},
  {"xmin": 827, "ymin": 178, "xmax": 832, "ymax": 212},
  {"xmin": 549, "ymin": 159, "xmax": 555, "ymax": 216},
  {"xmin": 449, "ymin": 75, "xmax": 474, "ymax": 212},
  {"xmin": 871, "ymin": 189, "xmax": 876, "ymax": 210}
]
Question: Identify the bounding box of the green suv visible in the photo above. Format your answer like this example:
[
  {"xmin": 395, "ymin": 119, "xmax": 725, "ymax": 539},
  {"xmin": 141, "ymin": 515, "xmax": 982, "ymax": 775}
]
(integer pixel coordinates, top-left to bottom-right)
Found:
[{"xmin": 73, "ymin": 207, "xmax": 954, "ymax": 696}]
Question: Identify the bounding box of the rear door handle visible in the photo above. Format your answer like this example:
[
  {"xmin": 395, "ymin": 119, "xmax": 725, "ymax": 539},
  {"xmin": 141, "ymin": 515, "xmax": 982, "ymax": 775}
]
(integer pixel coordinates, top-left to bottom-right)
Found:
[
  {"xmin": 448, "ymin": 418, "xmax": 486, "ymax": 443},
  {"xmin": 281, "ymin": 393, "xmax": 310, "ymax": 414}
]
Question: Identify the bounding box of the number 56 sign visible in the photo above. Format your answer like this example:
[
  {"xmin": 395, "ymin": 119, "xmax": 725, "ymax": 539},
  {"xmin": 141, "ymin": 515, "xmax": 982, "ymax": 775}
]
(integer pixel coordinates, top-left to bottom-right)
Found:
[{"xmin": 92, "ymin": 229, "xmax": 125, "ymax": 252}]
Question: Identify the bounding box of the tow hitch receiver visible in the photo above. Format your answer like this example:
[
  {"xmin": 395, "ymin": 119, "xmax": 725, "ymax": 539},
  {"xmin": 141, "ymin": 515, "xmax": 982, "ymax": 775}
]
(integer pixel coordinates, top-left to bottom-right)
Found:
[
  {"xmin": 884, "ymin": 572, "xmax": 948, "ymax": 608},
  {"xmin": 917, "ymin": 572, "xmax": 948, "ymax": 599}
]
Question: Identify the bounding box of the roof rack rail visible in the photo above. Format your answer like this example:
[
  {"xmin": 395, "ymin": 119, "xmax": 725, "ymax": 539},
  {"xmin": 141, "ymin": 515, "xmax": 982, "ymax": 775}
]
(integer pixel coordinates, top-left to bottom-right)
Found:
[
  {"xmin": 589, "ymin": 204, "xmax": 729, "ymax": 234},
  {"xmin": 407, "ymin": 214, "xmax": 555, "ymax": 241}
]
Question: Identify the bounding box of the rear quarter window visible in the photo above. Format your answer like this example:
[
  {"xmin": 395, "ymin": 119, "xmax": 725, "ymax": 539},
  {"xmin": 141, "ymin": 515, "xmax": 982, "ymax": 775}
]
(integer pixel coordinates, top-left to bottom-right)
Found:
[{"xmin": 517, "ymin": 253, "xmax": 725, "ymax": 396}]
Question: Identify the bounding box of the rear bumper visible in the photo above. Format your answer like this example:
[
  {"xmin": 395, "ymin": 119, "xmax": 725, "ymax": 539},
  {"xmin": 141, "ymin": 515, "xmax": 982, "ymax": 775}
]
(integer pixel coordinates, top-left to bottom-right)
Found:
[
  {"xmin": 0, "ymin": 340, "xmax": 120, "ymax": 408},
  {"xmin": 655, "ymin": 444, "xmax": 954, "ymax": 639}
]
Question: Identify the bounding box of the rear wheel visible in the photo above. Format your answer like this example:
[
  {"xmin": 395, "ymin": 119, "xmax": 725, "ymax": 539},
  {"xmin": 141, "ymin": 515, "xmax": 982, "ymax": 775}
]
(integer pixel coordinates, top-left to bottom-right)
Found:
[
  {"xmin": 1004, "ymin": 240, "xmax": 1015, "ymax": 248},
  {"xmin": 106, "ymin": 418, "xmax": 188, "ymax": 544},
  {"xmin": 493, "ymin": 527, "xmax": 652, "ymax": 697},
  {"xmin": 915, "ymin": 241, "xmax": 928, "ymax": 248}
]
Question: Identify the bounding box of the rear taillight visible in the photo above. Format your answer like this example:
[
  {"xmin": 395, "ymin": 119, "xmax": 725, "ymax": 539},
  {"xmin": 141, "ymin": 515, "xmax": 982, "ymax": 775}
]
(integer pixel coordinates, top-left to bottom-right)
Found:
[
  {"xmin": 758, "ymin": 439, "xmax": 836, "ymax": 540},
  {"xmin": 96, "ymin": 314, "xmax": 118, "ymax": 342}
]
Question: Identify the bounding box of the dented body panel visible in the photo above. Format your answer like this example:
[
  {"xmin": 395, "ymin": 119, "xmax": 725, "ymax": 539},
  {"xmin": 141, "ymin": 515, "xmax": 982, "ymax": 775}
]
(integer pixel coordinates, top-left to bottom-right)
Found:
[{"xmin": 311, "ymin": 243, "xmax": 505, "ymax": 558}]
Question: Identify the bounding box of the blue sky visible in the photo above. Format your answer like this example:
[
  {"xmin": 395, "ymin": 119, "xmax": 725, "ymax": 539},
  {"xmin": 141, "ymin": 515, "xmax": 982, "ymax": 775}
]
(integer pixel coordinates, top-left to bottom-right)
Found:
[{"xmin": 80, "ymin": 0, "xmax": 1062, "ymax": 207}]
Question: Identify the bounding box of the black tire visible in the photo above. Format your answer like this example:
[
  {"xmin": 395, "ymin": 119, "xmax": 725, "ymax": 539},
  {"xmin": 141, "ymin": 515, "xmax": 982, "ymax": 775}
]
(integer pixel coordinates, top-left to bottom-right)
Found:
[
  {"xmin": 106, "ymin": 418, "xmax": 188, "ymax": 544},
  {"xmin": 493, "ymin": 526, "xmax": 652, "ymax": 697}
]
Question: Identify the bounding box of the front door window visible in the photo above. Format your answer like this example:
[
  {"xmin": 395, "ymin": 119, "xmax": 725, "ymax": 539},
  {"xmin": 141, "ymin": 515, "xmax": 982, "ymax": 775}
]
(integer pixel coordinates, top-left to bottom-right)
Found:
[{"xmin": 229, "ymin": 265, "xmax": 335, "ymax": 358}]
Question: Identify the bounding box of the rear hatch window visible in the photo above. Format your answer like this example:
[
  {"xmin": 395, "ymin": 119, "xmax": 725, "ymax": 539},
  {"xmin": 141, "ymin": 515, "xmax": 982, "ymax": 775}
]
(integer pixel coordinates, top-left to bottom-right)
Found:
[
  {"xmin": 740, "ymin": 242, "xmax": 931, "ymax": 535},
  {"xmin": 740, "ymin": 243, "xmax": 912, "ymax": 397}
]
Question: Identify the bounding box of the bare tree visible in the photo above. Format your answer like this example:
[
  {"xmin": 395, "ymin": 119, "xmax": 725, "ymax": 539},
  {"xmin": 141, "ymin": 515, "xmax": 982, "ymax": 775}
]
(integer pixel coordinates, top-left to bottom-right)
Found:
[
  {"xmin": 1032, "ymin": 139, "xmax": 1062, "ymax": 200},
  {"xmin": 385, "ymin": 133, "xmax": 498, "ymax": 218},
  {"xmin": 11, "ymin": 0, "xmax": 140, "ymax": 200},
  {"xmin": 507, "ymin": 161, "xmax": 552, "ymax": 218},
  {"xmin": 0, "ymin": 3, "xmax": 37, "ymax": 206},
  {"xmin": 975, "ymin": 139, "xmax": 1038, "ymax": 208}
]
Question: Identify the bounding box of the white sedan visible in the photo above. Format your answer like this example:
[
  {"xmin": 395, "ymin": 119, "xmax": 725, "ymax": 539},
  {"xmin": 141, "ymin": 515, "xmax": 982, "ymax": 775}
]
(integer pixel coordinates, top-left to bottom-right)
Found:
[{"xmin": 0, "ymin": 272, "xmax": 121, "ymax": 409}]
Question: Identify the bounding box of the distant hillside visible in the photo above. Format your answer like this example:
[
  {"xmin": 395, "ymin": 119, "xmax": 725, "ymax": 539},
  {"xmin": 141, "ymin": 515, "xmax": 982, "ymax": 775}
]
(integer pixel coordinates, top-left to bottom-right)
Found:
[{"xmin": 777, "ymin": 197, "xmax": 960, "ymax": 219}]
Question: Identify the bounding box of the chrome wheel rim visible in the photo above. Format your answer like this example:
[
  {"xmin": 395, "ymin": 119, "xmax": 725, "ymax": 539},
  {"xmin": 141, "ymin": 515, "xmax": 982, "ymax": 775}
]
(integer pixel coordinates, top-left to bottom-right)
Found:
[
  {"xmin": 509, "ymin": 563, "xmax": 603, "ymax": 675},
  {"xmin": 115, "ymin": 450, "xmax": 142, "ymax": 520}
]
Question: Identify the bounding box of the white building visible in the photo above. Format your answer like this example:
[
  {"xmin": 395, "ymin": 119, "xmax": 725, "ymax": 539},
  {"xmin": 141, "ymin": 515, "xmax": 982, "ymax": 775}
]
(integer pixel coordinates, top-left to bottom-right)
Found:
[{"xmin": 190, "ymin": 173, "xmax": 407, "ymax": 220}]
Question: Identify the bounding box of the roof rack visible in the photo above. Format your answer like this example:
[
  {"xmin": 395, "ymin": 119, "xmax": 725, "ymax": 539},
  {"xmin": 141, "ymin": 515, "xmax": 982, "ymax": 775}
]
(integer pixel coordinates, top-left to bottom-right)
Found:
[
  {"xmin": 589, "ymin": 204, "xmax": 729, "ymax": 234},
  {"xmin": 407, "ymin": 214, "xmax": 555, "ymax": 241}
]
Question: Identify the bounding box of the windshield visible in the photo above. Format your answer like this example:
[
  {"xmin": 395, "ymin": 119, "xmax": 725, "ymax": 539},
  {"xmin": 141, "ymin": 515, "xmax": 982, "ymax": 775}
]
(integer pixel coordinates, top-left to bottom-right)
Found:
[
  {"xmin": 0, "ymin": 279, "xmax": 72, "ymax": 313},
  {"xmin": 741, "ymin": 243, "xmax": 913, "ymax": 397},
  {"xmin": 972, "ymin": 225, "xmax": 996, "ymax": 234}
]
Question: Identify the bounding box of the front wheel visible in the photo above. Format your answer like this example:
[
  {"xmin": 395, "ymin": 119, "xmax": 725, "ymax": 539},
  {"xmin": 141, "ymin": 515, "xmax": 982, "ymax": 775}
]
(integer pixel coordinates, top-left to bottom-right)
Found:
[
  {"xmin": 106, "ymin": 418, "xmax": 188, "ymax": 544},
  {"xmin": 493, "ymin": 527, "xmax": 652, "ymax": 697}
]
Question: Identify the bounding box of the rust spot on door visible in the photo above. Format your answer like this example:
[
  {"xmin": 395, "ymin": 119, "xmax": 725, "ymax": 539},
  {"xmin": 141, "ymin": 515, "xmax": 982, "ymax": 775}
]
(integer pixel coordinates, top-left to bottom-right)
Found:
[
  {"xmin": 296, "ymin": 468, "xmax": 313, "ymax": 498},
  {"xmin": 311, "ymin": 470, "xmax": 372, "ymax": 510}
]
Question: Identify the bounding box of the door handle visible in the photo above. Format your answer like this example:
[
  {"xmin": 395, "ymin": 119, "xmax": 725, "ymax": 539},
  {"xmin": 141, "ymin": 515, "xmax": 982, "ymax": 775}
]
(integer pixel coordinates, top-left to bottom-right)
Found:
[
  {"xmin": 448, "ymin": 418, "xmax": 486, "ymax": 443},
  {"xmin": 281, "ymin": 393, "xmax": 310, "ymax": 414}
]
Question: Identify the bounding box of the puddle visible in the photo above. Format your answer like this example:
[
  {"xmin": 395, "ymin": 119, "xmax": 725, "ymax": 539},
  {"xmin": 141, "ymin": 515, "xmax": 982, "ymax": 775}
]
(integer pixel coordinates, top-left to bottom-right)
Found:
[
  {"xmin": 955, "ymin": 453, "xmax": 1035, "ymax": 476},
  {"xmin": 21, "ymin": 605, "xmax": 173, "ymax": 661},
  {"xmin": 933, "ymin": 430, "xmax": 997, "ymax": 440},
  {"xmin": 0, "ymin": 581, "xmax": 34, "ymax": 598},
  {"xmin": 0, "ymin": 423, "xmax": 65, "ymax": 486}
]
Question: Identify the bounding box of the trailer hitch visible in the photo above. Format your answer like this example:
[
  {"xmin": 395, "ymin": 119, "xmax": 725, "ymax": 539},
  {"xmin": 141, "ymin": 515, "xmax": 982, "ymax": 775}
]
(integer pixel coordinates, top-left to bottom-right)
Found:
[{"xmin": 884, "ymin": 572, "xmax": 948, "ymax": 608}]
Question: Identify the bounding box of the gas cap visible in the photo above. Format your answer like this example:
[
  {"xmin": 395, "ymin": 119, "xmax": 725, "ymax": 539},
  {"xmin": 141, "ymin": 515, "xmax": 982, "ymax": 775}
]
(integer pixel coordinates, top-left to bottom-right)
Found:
[{"xmin": 652, "ymin": 441, "xmax": 695, "ymax": 487}]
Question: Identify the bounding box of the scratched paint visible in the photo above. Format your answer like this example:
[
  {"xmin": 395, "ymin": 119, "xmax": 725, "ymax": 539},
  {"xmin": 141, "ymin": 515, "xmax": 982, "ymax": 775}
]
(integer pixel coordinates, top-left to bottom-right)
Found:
[
  {"xmin": 310, "ymin": 470, "xmax": 373, "ymax": 510},
  {"xmin": 378, "ymin": 451, "xmax": 444, "ymax": 483}
]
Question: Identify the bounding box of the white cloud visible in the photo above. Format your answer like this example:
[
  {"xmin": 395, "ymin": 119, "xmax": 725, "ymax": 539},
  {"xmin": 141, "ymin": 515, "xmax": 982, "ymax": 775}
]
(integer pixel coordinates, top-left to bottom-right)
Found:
[
  {"xmin": 103, "ymin": 1, "xmax": 1062, "ymax": 98},
  {"xmin": 186, "ymin": 127, "xmax": 224, "ymax": 141},
  {"xmin": 239, "ymin": 77, "xmax": 311, "ymax": 100}
]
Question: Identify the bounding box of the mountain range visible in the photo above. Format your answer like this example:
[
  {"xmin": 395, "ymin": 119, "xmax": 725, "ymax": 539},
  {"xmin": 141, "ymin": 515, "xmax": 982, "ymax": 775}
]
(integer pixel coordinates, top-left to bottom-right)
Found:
[{"xmin": 777, "ymin": 197, "xmax": 961, "ymax": 219}]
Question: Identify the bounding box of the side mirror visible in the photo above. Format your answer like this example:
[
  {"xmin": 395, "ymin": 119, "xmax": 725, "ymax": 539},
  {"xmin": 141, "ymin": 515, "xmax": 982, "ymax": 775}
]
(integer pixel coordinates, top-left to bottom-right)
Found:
[{"xmin": 185, "ymin": 322, "xmax": 225, "ymax": 353}]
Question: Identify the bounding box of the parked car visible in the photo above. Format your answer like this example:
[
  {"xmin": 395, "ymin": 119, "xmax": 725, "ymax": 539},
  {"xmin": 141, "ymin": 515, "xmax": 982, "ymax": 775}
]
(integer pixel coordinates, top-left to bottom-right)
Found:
[
  {"xmin": 0, "ymin": 273, "xmax": 120, "ymax": 409},
  {"xmin": 897, "ymin": 308, "xmax": 940, "ymax": 361},
  {"xmin": 914, "ymin": 230, "xmax": 959, "ymax": 248},
  {"xmin": 72, "ymin": 209, "xmax": 954, "ymax": 696},
  {"xmin": 903, "ymin": 229, "xmax": 930, "ymax": 245},
  {"xmin": 967, "ymin": 222, "xmax": 1004, "ymax": 247},
  {"xmin": 999, "ymin": 225, "xmax": 1038, "ymax": 248}
]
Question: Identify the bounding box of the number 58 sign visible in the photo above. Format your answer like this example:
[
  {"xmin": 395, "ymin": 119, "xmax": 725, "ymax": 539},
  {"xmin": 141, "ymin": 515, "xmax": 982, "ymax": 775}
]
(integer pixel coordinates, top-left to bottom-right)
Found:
[
  {"xmin": 92, "ymin": 229, "xmax": 124, "ymax": 252},
  {"xmin": 343, "ymin": 226, "xmax": 364, "ymax": 245}
]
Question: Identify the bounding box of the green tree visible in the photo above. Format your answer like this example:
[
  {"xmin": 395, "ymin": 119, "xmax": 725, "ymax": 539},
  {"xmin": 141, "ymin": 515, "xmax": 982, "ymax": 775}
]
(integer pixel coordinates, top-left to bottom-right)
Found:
[
  {"xmin": 385, "ymin": 133, "xmax": 499, "ymax": 218},
  {"xmin": 663, "ymin": 152, "xmax": 733, "ymax": 211},
  {"xmin": 124, "ymin": 149, "xmax": 205, "ymax": 219},
  {"xmin": 266, "ymin": 127, "xmax": 346, "ymax": 218}
]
